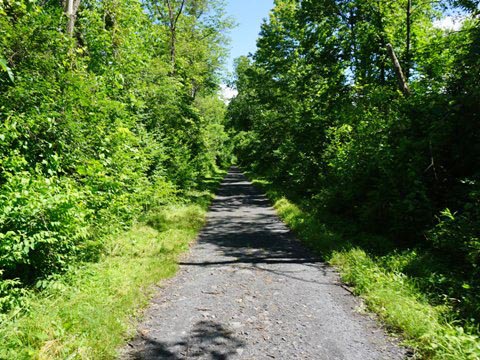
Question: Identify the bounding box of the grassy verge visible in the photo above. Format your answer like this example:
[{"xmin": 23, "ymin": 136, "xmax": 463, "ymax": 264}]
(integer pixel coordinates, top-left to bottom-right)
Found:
[
  {"xmin": 250, "ymin": 177, "xmax": 480, "ymax": 359},
  {"xmin": 0, "ymin": 174, "xmax": 224, "ymax": 359}
]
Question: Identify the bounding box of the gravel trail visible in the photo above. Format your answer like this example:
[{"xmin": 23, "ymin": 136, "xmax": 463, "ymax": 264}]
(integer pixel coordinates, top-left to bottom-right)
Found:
[{"xmin": 121, "ymin": 168, "xmax": 406, "ymax": 360}]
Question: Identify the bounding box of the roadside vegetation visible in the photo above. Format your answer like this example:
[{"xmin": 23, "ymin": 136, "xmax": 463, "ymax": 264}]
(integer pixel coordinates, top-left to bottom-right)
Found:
[
  {"xmin": 0, "ymin": 0, "xmax": 232, "ymax": 357},
  {"xmin": 251, "ymin": 177, "xmax": 479, "ymax": 359},
  {"xmin": 0, "ymin": 180, "xmax": 224, "ymax": 359},
  {"xmin": 228, "ymin": 0, "xmax": 480, "ymax": 358},
  {"xmin": 0, "ymin": 187, "xmax": 222, "ymax": 359}
]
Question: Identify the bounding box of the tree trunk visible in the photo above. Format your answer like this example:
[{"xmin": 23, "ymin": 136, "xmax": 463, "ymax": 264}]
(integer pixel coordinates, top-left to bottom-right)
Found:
[
  {"xmin": 386, "ymin": 43, "xmax": 410, "ymax": 96},
  {"xmin": 166, "ymin": 0, "xmax": 185, "ymax": 74},
  {"xmin": 380, "ymin": 40, "xmax": 386, "ymax": 85},
  {"xmin": 66, "ymin": 0, "xmax": 81, "ymax": 36},
  {"xmin": 349, "ymin": 8, "xmax": 359, "ymax": 82},
  {"xmin": 405, "ymin": 0, "xmax": 412, "ymax": 80},
  {"xmin": 170, "ymin": 25, "xmax": 176, "ymax": 70}
]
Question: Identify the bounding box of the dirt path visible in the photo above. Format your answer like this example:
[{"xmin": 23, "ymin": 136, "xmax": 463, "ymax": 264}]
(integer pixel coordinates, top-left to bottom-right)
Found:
[{"xmin": 121, "ymin": 168, "xmax": 406, "ymax": 359}]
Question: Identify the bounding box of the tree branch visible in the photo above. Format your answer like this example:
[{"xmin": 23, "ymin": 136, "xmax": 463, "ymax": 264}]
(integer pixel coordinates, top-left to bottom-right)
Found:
[{"xmin": 386, "ymin": 43, "xmax": 411, "ymax": 96}]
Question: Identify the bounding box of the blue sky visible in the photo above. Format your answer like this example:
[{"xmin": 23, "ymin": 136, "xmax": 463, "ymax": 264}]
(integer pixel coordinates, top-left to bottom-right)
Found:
[{"xmin": 224, "ymin": 0, "xmax": 274, "ymax": 75}]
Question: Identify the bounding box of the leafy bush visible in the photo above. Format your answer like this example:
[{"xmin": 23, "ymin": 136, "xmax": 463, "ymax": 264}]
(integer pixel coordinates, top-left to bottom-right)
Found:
[
  {"xmin": 0, "ymin": 174, "xmax": 89, "ymax": 282},
  {"xmin": 428, "ymin": 196, "xmax": 480, "ymax": 268},
  {"xmin": 0, "ymin": 0, "xmax": 232, "ymax": 308}
]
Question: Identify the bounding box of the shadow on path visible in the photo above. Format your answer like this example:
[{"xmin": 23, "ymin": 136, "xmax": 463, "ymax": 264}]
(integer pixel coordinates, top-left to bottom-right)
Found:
[
  {"xmin": 129, "ymin": 320, "xmax": 245, "ymax": 360},
  {"xmin": 180, "ymin": 167, "xmax": 326, "ymax": 278}
]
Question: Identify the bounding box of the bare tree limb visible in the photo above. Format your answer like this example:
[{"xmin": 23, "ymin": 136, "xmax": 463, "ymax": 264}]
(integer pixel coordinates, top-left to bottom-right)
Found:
[
  {"xmin": 174, "ymin": 0, "xmax": 186, "ymax": 25},
  {"xmin": 405, "ymin": 0, "xmax": 412, "ymax": 80},
  {"xmin": 386, "ymin": 43, "xmax": 411, "ymax": 96}
]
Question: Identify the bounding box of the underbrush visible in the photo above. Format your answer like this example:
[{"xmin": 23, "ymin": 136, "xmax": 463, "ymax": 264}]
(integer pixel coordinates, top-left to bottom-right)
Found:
[
  {"xmin": 251, "ymin": 177, "xmax": 480, "ymax": 359},
  {"xmin": 0, "ymin": 175, "xmax": 222, "ymax": 359}
]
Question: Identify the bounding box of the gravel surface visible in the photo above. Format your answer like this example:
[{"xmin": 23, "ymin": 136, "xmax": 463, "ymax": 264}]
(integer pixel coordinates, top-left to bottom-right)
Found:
[{"xmin": 121, "ymin": 168, "xmax": 406, "ymax": 360}]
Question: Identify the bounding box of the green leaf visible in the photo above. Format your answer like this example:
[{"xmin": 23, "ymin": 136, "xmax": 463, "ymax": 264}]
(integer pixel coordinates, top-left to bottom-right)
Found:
[{"xmin": 0, "ymin": 57, "xmax": 14, "ymax": 83}]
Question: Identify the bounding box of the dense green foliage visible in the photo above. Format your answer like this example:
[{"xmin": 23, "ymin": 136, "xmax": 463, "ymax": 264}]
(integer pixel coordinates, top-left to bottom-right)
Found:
[
  {"xmin": 228, "ymin": 0, "xmax": 480, "ymax": 353},
  {"xmin": 0, "ymin": 184, "xmax": 219, "ymax": 358},
  {"xmin": 0, "ymin": 0, "xmax": 232, "ymax": 316}
]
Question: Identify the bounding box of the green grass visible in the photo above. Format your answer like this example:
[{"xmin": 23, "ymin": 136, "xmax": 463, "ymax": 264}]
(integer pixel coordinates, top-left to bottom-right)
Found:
[
  {"xmin": 0, "ymin": 174, "xmax": 223, "ymax": 359},
  {"xmin": 251, "ymin": 178, "xmax": 480, "ymax": 359}
]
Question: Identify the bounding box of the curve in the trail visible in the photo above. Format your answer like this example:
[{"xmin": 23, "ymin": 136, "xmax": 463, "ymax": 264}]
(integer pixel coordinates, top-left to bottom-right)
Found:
[{"xmin": 122, "ymin": 168, "xmax": 406, "ymax": 360}]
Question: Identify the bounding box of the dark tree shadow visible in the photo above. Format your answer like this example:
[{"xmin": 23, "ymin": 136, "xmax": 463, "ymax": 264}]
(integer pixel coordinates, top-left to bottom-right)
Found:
[
  {"xmin": 176, "ymin": 167, "xmax": 331, "ymax": 286},
  {"xmin": 129, "ymin": 320, "xmax": 245, "ymax": 360}
]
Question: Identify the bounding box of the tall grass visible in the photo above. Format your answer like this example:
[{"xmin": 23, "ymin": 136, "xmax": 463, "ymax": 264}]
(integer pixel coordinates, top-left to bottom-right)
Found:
[
  {"xmin": 0, "ymin": 191, "xmax": 217, "ymax": 359},
  {"xmin": 252, "ymin": 178, "xmax": 480, "ymax": 359}
]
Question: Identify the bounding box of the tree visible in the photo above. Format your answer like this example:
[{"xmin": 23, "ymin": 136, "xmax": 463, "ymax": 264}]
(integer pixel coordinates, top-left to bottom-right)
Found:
[
  {"xmin": 65, "ymin": 0, "xmax": 81, "ymax": 35},
  {"xmin": 0, "ymin": 0, "xmax": 231, "ymax": 288},
  {"xmin": 228, "ymin": 0, "xmax": 479, "ymax": 246},
  {"xmin": 150, "ymin": 0, "xmax": 186, "ymax": 71}
]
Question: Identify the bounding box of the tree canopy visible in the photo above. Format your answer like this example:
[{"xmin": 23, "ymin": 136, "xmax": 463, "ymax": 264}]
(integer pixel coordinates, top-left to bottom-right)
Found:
[
  {"xmin": 0, "ymin": 0, "xmax": 233, "ymax": 301},
  {"xmin": 227, "ymin": 0, "xmax": 480, "ymax": 323}
]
